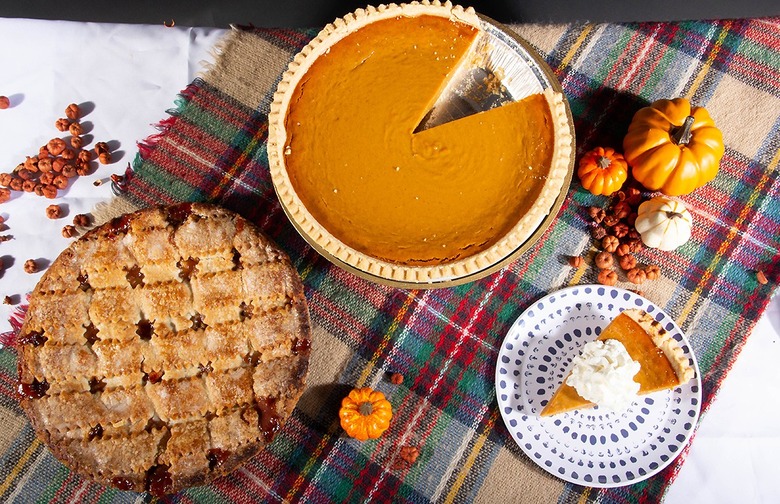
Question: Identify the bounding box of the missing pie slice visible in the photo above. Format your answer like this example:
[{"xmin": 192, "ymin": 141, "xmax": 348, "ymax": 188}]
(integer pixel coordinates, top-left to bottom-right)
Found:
[{"xmin": 540, "ymin": 308, "xmax": 694, "ymax": 417}]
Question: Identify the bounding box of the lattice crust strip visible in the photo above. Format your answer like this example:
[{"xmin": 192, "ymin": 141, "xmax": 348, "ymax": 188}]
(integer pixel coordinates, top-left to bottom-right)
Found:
[{"xmin": 17, "ymin": 203, "xmax": 312, "ymax": 496}]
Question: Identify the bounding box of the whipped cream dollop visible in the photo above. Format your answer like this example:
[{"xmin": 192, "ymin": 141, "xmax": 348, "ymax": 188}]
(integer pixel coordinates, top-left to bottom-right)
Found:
[{"xmin": 566, "ymin": 339, "xmax": 641, "ymax": 412}]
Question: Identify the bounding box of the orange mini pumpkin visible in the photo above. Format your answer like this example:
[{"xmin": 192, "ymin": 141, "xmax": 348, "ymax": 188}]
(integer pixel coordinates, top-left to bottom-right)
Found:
[
  {"xmin": 577, "ymin": 146, "xmax": 628, "ymax": 196},
  {"xmin": 623, "ymin": 98, "xmax": 724, "ymax": 196},
  {"xmin": 339, "ymin": 387, "xmax": 392, "ymax": 441}
]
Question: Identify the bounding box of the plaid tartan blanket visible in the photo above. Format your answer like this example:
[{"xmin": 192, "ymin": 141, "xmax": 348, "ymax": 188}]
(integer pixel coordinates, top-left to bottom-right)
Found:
[{"xmin": 2, "ymin": 15, "xmax": 779, "ymax": 504}]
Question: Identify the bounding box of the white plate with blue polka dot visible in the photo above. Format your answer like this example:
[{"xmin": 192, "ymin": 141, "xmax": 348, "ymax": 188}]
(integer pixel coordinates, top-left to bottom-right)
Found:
[{"xmin": 495, "ymin": 285, "xmax": 701, "ymax": 488}]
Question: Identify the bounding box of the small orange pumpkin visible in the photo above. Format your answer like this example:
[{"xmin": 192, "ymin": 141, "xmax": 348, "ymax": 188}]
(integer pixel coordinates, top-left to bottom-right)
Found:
[
  {"xmin": 623, "ymin": 98, "xmax": 724, "ymax": 196},
  {"xmin": 577, "ymin": 147, "xmax": 628, "ymax": 196},
  {"xmin": 339, "ymin": 387, "xmax": 392, "ymax": 441}
]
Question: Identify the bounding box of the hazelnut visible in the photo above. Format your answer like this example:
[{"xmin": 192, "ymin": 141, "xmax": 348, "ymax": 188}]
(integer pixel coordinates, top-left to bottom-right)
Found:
[
  {"xmin": 627, "ymin": 238, "xmax": 643, "ymax": 253},
  {"xmin": 75, "ymin": 161, "xmax": 92, "ymax": 177},
  {"xmin": 41, "ymin": 184, "xmax": 58, "ymax": 199},
  {"xmin": 24, "ymin": 156, "xmax": 38, "ymax": 171},
  {"xmin": 9, "ymin": 177, "xmax": 23, "ymax": 191},
  {"xmin": 601, "ymin": 235, "xmax": 620, "ymax": 253},
  {"xmin": 568, "ymin": 256, "xmax": 584, "ymax": 268},
  {"xmin": 62, "ymin": 164, "xmax": 78, "ymax": 178},
  {"xmin": 78, "ymin": 150, "xmax": 92, "ymax": 163},
  {"xmin": 70, "ymin": 136, "xmax": 83, "ymax": 149},
  {"xmin": 16, "ymin": 168, "xmax": 34, "ymax": 181},
  {"xmin": 624, "ymin": 186, "xmax": 643, "ymax": 206},
  {"xmin": 61, "ymin": 148, "xmax": 76, "ymax": 161},
  {"xmin": 21, "ymin": 180, "xmax": 36, "ymax": 192},
  {"xmin": 627, "ymin": 268, "xmax": 648, "ymax": 285},
  {"xmin": 52, "ymin": 157, "xmax": 67, "ymax": 173},
  {"xmin": 94, "ymin": 142, "xmax": 110, "ymax": 155},
  {"xmin": 0, "ymin": 173, "xmax": 12, "ymax": 187},
  {"xmin": 615, "ymin": 243, "xmax": 631, "ymax": 257},
  {"xmin": 65, "ymin": 103, "xmax": 81, "ymax": 120},
  {"xmin": 24, "ymin": 259, "xmax": 39, "ymax": 274},
  {"xmin": 587, "ymin": 206, "xmax": 606, "ymax": 224},
  {"xmin": 68, "ymin": 122, "xmax": 83, "ymax": 137},
  {"xmin": 612, "ymin": 222, "xmax": 629, "ymax": 239},
  {"xmin": 47, "ymin": 138, "xmax": 66, "ymax": 156},
  {"xmin": 33, "ymin": 184, "xmax": 45, "ymax": 197},
  {"xmin": 55, "ymin": 118, "xmax": 71, "ymax": 132},
  {"xmin": 644, "ymin": 265, "xmax": 661, "ymax": 281},
  {"xmin": 756, "ymin": 270, "xmax": 769, "ymax": 285},
  {"xmin": 390, "ymin": 372, "xmax": 404, "ymax": 385},
  {"xmin": 38, "ymin": 157, "xmax": 53, "ymax": 173},
  {"xmin": 399, "ymin": 446, "xmax": 420, "ymax": 465},
  {"xmin": 62, "ymin": 225, "xmax": 78, "ymax": 238},
  {"xmin": 46, "ymin": 204, "xmax": 63, "ymax": 219},
  {"xmin": 594, "ymin": 251, "xmax": 614, "ymax": 269},
  {"xmin": 590, "ymin": 225, "xmax": 607, "ymax": 240},
  {"xmin": 39, "ymin": 172, "xmax": 55, "ymax": 185},
  {"xmin": 39, "ymin": 145, "xmax": 50, "ymax": 158},
  {"xmin": 52, "ymin": 174, "xmax": 69, "ymax": 190},
  {"xmin": 611, "ymin": 201, "xmax": 632, "ymax": 219},
  {"xmin": 0, "ymin": 188, "xmax": 10, "ymax": 203},
  {"xmin": 98, "ymin": 152, "xmax": 112, "ymax": 165},
  {"xmin": 602, "ymin": 214, "xmax": 620, "ymax": 227},
  {"xmin": 597, "ymin": 269, "xmax": 618, "ymax": 286},
  {"xmin": 0, "ymin": 95, "xmax": 9, "ymax": 109},
  {"xmin": 73, "ymin": 213, "xmax": 91, "ymax": 227},
  {"xmin": 619, "ymin": 254, "xmax": 637, "ymax": 271}
]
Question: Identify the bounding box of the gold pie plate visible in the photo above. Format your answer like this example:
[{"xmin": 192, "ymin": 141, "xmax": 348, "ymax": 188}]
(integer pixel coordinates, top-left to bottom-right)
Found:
[{"xmin": 268, "ymin": 1, "xmax": 575, "ymax": 288}]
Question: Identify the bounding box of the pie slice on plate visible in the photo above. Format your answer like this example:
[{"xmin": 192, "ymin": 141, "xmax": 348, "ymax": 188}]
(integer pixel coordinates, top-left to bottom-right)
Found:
[{"xmin": 540, "ymin": 308, "xmax": 694, "ymax": 417}]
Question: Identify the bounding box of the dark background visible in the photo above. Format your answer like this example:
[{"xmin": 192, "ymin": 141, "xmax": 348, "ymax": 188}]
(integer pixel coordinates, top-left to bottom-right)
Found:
[{"xmin": 0, "ymin": 0, "xmax": 778, "ymax": 27}]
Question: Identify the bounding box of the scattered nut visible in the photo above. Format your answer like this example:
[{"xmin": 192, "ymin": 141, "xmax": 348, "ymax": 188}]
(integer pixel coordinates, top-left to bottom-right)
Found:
[
  {"xmin": 47, "ymin": 138, "xmax": 66, "ymax": 156},
  {"xmin": 0, "ymin": 173, "xmax": 11, "ymax": 187},
  {"xmin": 390, "ymin": 372, "xmax": 404, "ymax": 385},
  {"xmin": 619, "ymin": 254, "xmax": 637, "ymax": 271},
  {"xmin": 0, "ymin": 234, "xmax": 13, "ymax": 242},
  {"xmin": 601, "ymin": 235, "xmax": 620, "ymax": 253},
  {"xmin": 597, "ymin": 269, "xmax": 618, "ymax": 286},
  {"xmin": 615, "ymin": 243, "xmax": 631, "ymax": 257},
  {"xmin": 756, "ymin": 270, "xmax": 768, "ymax": 285},
  {"xmin": 93, "ymin": 179, "xmax": 103, "ymax": 186},
  {"xmin": 65, "ymin": 103, "xmax": 81, "ymax": 120},
  {"xmin": 38, "ymin": 157, "xmax": 53, "ymax": 173},
  {"xmin": 21, "ymin": 180, "xmax": 36, "ymax": 192},
  {"xmin": 23, "ymin": 156, "xmax": 38, "ymax": 171},
  {"xmin": 568, "ymin": 256, "xmax": 584, "ymax": 268},
  {"xmin": 627, "ymin": 238, "xmax": 643, "ymax": 253},
  {"xmin": 52, "ymin": 174, "xmax": 69, "ymax": 190},
  {"xmin": 3, "ymin": 295, "xmax": 12, "ymax": 305},
  {"xmin": 62, "ymin": 164, "xmax": 78, "ymax": 178},
  {"xmin": 46, "ymin": 204, "xmax": 63, "ymax": 219},
  {"xmin": 590, "ymin": 226, "xmax": 607, "ymax": 240},
  {"xmin": 41, "ymin": 184, "xmax": 58, "ymax": 199},
  {"xmin": 587, "ymin": 206, "xmax": 606, "ymax": 224},
  {"xmin": 73, "ymin": 213, "xmax": 91, "ymax": 227},
  {"xmin": 644, "ymin": 265, "xmax": 661, "ymax": 281},
  {"xmin": 612, "ymin": 222, "xmax": 630, "ymax": 239},
  {"xmin": 94, "ymin": 141, "xmax": 110, "ymax": 155},
  {"xmin": 594, "ymin": 251, "xmax": 614, "ymax": 269},
  {"xmin": 68, "ymin": 122, "xmax": 83, "ymax": 137},
  {"xmin": 55, "ymin": 118, "xmax": 71, "ymax": 132},
  {"xmin": 61, "ymin": 147, "xmax": 76, "ymax": 161},
  {"xmin": 62, "ymin": 225, "xmax": 78, "ymax": 238},
  {"xmin": 0, "ymin": 96, "xmax": 10, "ymax": 109},
  {"xmin": 98, "ymin": 152, "xmax": 112, "ymax": 165},
  {"xmin": 0, "ymin": 187, "xmax": 10, "ymax": 203},
  {"xmin": 24, "ymin": 259, "xmax": 39, "ymax": 274},
  {"xmin": 626, "ymin": 268, "xmax": 648, "ymax": 285},
  {"xmin": 8, "ymin": 177, "xmax": 23, "ymax": 191},
  {"xmin": 70, "ymin": 136, "xmax": 83, "ymax": 149},
  {"xmin": 399, "ymin": 446, "xmax": 420, "ymax": 465}
]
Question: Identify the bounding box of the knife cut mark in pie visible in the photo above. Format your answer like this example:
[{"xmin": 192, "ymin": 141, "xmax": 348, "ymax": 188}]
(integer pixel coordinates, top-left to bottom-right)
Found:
[
  {"xmin": 16, "ymin": 203, "xmax": 311, "ymax": 496},
  {"xmin": 540, "ymin": 308, "xmax": 694, "ymax": 417},
  {"xmin": 268, "ymin": 1, "xmax": 573, "ymax": 284}
]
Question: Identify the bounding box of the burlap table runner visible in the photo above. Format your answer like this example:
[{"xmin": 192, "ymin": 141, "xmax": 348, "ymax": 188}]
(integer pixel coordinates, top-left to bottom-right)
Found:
[{"xmin": 1, "ymin": 16, "xmax": 779, "ymax": 503}]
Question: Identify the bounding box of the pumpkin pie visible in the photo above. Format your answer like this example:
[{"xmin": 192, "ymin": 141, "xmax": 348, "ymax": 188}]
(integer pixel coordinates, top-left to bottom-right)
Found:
[
  {"xmin": 540, "ymin": 308, "xmax": 694, "ymax": 416},
  {"xmin": 16, "ymin": 203, "xmax": 311, "ymax": 495},
  {"xmin": 268, "ymin": 1, "xmax": 573, "ymax": 284}
]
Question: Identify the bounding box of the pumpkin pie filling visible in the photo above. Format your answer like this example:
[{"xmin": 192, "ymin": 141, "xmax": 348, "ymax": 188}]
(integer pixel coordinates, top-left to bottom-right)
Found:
[
  {"xmin": 269, "ymin": 2, "xmax": 572, "ymax": 282},
  {"xmin": 540, "ymin": 308, "xmax": 694, "ymax": 417}
]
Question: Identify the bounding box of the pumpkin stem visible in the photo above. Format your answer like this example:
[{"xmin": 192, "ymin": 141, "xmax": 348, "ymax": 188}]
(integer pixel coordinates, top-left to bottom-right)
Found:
[
  {"xmin": 597, "ymin": 156, "xmax": 611, "ymax": 169},
  {"xmin": 359, "ymin": 402, "xmax": 373, "ymax": 416},
  {"xmin": 671, "ymin": 116, "xmax": 695, "ymax": 146},
  {"xmin": 666, "ymin": 211, "xmax": 684, "ymax": 220}
]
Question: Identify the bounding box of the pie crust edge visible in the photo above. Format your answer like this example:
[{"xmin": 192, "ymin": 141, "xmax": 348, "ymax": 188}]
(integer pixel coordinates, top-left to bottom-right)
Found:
[{"xmin": 267, "ymin": 0, "xmax": 573, "ymax": 284}]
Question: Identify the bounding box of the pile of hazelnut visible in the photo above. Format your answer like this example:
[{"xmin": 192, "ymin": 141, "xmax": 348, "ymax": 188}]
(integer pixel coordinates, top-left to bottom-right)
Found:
[
  {"xmin": 0, "ymin": 103, "xmax": 113, "ymax": 203},
  {"xmin": 570, "ymin": 185, "xmax": 660, "ymax": 289}
]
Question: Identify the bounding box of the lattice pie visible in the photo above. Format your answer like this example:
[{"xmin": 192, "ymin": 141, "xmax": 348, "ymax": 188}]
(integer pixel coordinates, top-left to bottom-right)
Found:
[{"xmin": 17, "ymin": 203, "xmax": 311, "ymax": 496}]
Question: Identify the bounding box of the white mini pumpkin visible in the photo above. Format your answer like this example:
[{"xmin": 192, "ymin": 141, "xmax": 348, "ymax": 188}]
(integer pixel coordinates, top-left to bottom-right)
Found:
[{"xmin": 635, "ymin": 196, "xmax": 693, "ymax": 251}]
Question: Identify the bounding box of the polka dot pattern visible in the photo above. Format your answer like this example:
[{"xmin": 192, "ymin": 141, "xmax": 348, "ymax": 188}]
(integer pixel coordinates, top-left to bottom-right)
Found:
[{"xmin": 495, "ymin": 285, "xmax": 701, "ymax": 488}]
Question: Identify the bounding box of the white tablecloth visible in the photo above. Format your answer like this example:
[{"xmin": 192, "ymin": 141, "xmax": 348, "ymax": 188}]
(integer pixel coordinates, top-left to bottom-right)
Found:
[{"xmin": 0, "ymin": 17, "xmax": 777, "ymax": 503}]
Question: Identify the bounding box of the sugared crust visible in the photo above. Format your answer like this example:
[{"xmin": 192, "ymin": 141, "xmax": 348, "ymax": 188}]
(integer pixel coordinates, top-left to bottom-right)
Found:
[
  {"xmin": 621, "ymin": 308, "xmax": 695, "ymax": 384},
  {"xmin": 268, "ymin": 1, "xmax": 572, "ymax": 284},
  {"xmin": 17, "ymin": 203, "xmax": 311, "ymax": 495}
]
